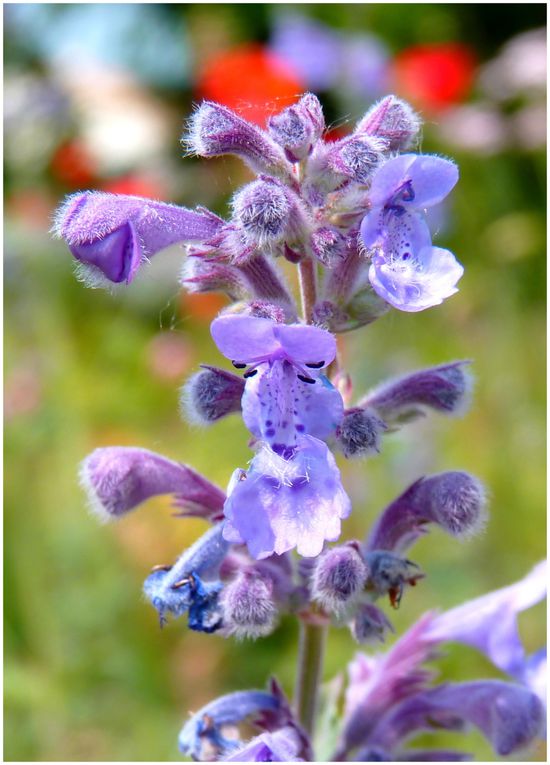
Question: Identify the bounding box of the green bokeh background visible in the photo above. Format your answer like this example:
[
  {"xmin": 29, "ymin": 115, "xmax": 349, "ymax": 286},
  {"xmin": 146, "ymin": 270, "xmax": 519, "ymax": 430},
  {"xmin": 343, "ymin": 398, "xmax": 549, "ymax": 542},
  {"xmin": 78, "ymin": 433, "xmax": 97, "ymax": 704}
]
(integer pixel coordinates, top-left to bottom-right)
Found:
[{"xmin": 4, "ymin": 3, "xmax": 546, "ymax": 761}]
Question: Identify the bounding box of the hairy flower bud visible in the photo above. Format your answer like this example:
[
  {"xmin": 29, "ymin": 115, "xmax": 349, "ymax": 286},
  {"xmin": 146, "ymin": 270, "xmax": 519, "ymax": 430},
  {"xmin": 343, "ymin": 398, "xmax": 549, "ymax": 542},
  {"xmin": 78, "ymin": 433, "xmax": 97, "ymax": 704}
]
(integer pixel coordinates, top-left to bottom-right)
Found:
[
  {"xmin": 361, "ymin": 361, "xmax": 473, "ymax": 426},
  {"xmin": 267, "ymin": 93, "xmax": 325, "ymax": 162},
  {"xmin": 367, "ymin": 472, "xmax": 488, "ymax": 555},
  {"xmin": 325, "ymin": 135, "xmax": 387, "ymax": 184},
  {"xmin": 221, "ymin": 570, "xmax": 278, "ymax": 639},
  {"xmin": 365, "ymin": 550, "xmax": 423, "ymax": 608},
  {"xmin": 53, "ymin": 192, "xmax": 222, "ymax": 286},
  {"xmin": 311, "ymin": 543, "xmax": 369, "ymax": 613},
  {"xmin": 79, "ymin": 447, "xmax": 226, "ymax": 522},
  {"xmin": 181, "ymin": 253, "xmax": 252, "ymax": 301},
  {"xmin": 309, "ymin": 226, "xmax": 346, "ymax": 267},
  {"xmin": 336, "ymin": 408, "xmax": 387, "ymax": 458},
  {"xmin": 185, "ymin": 101, "xmax": 292, "ymax": 178},
  {"xmin": 181, "ymin": 365, "xmax": 244, "ymax": 425},
  {"xmin": 350, "ymin": 603, "xmax": 395, "ymax": 645},
  {"xmin": 355, "ymin": 94, "xmax": 421, "ymax": 151},
  {"xmin": 232, "ymin": 177, "xmax": 307, "ymax": 249}
]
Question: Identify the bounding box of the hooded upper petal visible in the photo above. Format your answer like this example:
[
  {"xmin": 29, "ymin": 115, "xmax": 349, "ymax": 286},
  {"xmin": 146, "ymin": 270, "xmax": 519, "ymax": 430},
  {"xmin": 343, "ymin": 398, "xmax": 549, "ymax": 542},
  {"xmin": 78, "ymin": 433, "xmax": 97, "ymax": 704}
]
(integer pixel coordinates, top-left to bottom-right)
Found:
[{"xmin": 426, "ymin": 560, "xmax": 547, "ymax": 679}]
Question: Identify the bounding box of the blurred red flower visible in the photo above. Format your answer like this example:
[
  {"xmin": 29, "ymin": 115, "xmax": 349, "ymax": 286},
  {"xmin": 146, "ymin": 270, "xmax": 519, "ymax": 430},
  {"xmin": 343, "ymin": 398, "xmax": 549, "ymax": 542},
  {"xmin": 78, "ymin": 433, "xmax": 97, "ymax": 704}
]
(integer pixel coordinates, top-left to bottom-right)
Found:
[
  {"xmin": 196, "ymin": 43, "xmax": 304, "ymax": 126},
  {"xmin": 391, "ymin": 43, "xmax": 477, "ymax": 112},
  {"xmin": 50, "ymin": 139, "xmax": 97, "ymax": 188}
]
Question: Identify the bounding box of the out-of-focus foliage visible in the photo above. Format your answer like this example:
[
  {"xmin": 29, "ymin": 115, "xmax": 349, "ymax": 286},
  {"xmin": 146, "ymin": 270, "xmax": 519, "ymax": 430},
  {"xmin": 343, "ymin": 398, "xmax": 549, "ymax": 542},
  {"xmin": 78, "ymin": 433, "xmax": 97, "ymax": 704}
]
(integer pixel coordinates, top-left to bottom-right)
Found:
[{"xmin": 4, "ymin": 3, "xmax": 546, "ymax": 761}]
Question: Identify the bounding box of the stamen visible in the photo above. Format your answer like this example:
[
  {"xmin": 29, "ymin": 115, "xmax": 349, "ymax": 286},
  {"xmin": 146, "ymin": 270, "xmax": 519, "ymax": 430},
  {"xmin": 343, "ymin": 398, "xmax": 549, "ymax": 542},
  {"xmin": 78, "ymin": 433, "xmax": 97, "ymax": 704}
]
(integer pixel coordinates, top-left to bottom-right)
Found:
[
  {"xmin": 297, "ymin": 374, "xmax": 316, "ymax": 384},
  {"xmin": 171, "ymin": 577, "xmax": 191, "ymax": 590},
  {"xmin": 244, "ymin": 368, "xmax": 258, "ymax": 378},
  {"xmin": 305, "ymin": 361, "xmax": 325, "ymax": 369},
  {"xmin": 232, "ymin": 361, "xmax": 247, "ymax": 369},
  {"xmin": 151, "ymin": 564, "xmax": 172, "ymax": 572}
]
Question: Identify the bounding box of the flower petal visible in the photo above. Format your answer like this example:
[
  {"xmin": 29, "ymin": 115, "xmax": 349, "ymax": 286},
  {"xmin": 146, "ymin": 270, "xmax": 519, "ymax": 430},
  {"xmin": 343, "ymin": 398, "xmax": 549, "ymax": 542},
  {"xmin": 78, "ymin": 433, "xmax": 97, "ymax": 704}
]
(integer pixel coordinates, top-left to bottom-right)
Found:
[
  {"xmin": 242, "ymin": 368, "xmax": 344, "ymax": 445},
  {"xmin": 426, "ymin": 560, "xmax": 547, "ymax": 680},
  {"xmin": 274, "ymin": 323, "xmax": 337, "ymax": 367},
  {"xmin": 368, "ymin": 246, "xmax": 463, "ymax": 312},
  {"xmin": 210, "ymin": 315, "xmax": 279, "ymax": 363},
  {"xmin": 223, "ymin": 436, "xmax": 351, "ymax": 559},
  {"xmin": 403, "ymin": 154, "xmax": 459, "ymax": 208},
  {"xmin": 368, "ymin": 154, "xmax": 458, "ymax": 209}
]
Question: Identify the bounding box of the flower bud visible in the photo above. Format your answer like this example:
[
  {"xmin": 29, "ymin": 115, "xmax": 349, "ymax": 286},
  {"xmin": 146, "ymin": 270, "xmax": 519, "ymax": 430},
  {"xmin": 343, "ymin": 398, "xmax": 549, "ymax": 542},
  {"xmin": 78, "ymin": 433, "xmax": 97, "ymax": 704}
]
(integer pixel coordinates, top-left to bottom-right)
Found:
[
  {"xmin": 181, "ymin": 365, "xmax": 244, "ymax": 425},
  {"xmin": 181, "ymin": 253, "xmax": 252, "ymax": 301},
  {"xmin": 267, "ymin": 93, "xmax": 325, "ymax": 162},
  {"xmin": 325, "ymin": 135, "xmax": 387, "ymax": 184},
  {"xmin": 232, "ymin": 177, "xmax": 307, "ymax": 249},
  {"xmin": 221, "ymin": 570, "xmax": 278, "ymax": 639},
  {"xmin": 311, "ymin": 543, "xmax": 368, "ymax": 613},
  {"xmin": 366, "ymin": 472, "xmax": 487, "ymax": 555},
  {"xmin": 79, "ymin": 447, "xmax": 226, "ymax": 522},
  {"xmin": 309, "ymin": 227, "xmax": 346, "ymax": 267},
  {"xmin": 53, "ymin": 192, "xmax": 221, "ymax": 286},
  {"xmin": 355, "ymin": 94, "xmax": 421, "ymax": 151},
  {"xmin": 365, "ymin": 550, "xmax": 423, "ymax": 608},
  {"xmin": 336, "ymin": 408, "xmax": 387, "ymax": 458},
  {"xmin": 414, "ymin": 472, "xmax": 487, "ymax": 538},
  {"xmin": 185, "ymin": 101, "xmax": 292, "ymax": 178},
  {"xmin": 350, "ymin": 603, "xmax": 395, "ymax": 645},
  {"xmin": 361, "ymin": 361, "xmax": 473, "ymax": 426}
]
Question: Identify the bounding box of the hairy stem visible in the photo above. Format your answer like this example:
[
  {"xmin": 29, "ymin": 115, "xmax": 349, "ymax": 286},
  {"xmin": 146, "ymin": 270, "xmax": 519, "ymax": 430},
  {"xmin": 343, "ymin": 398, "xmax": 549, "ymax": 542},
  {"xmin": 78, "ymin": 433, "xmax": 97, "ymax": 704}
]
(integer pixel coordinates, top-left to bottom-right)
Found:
[
  {"xmin": 298, "ymin": 257, "xmax": 317, "ymax": 323},
  {"xmin": 294, "ymin": 618, "xmax": 328, "ymax": 736}
]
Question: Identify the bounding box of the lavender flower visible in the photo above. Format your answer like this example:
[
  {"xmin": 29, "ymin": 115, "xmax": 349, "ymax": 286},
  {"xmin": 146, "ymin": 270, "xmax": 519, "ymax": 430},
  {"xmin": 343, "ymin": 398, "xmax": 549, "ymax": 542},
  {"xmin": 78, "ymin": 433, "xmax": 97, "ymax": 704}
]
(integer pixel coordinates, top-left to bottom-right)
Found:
[
  {"xmin": 53, "ymin": 192, "xmax": 222, "ymax": 286},
  {"xmin": 426, "ymin": 560, "xmax": 547, "ymax": 682},
  {"xmin": 55, "ymin": 89, "xmax": 544, "ymax": 764},
  {"xmin": 211, "ymin": 314, "xmax": 342, "ymax": 454},
  {"xmin": 178, "ymin": 690, "xmax": 282, "ymax": 760},
  {"xmin": 223, "ymin": 435, "xmax": 351, "ymax": 559},
  {"xmin": 339, "ymin": 564, "xmax": 547, "ymax": 760},
  {"xmin": 225, "ymin": 727, "xmax": 304, "ymax": 762},
  {"xmin": 360, "ymin": 154, "xmax": 463, "ymax": 311},
  {"xmin": 143, "ymin": 524, "xmax": 228, "ymax": 630}
]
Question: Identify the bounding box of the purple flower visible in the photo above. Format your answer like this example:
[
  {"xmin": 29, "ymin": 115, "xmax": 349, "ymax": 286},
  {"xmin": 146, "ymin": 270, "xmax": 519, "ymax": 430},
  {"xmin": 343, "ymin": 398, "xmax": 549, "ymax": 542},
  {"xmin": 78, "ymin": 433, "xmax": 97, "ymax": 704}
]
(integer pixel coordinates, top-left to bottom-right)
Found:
[
  {"xmin": 426, "ymin": 560, "xmax": 547, "ymax": 682},
  {"xmin": 225, "ymin": 727, "xmax": 304, "ymax": 762},
  {"xmin": 338, "ymin": 564, "xmax": 547, "ymax": 760},
  {"xmin": 211, "ymin": 314, "xmax": 343, "ymax": 454},
  {"xmin": 142, "ymin": 524, "xmax": 228, "ymax": 630},
  {"xmin": 270, "ymin": 14, "xmax": 342, "ymax": 91},
  {"xmin": 339, "ymin": 613, "xmax": 438, "ymax": 757},
  {"xmin": 360, "ymin": 154, "xmax": 463, "ymax": 312},
  {"xmin": 368, "ymin": 681, "xmax": 544, "ymax": 758},
  {"xmin": 223, "ymin": 435, "xmax": 351, "ymax": 559},
  {"xmin": 79, "ymin": 446, "xmax": 226, "ymax": 522},
  {"xmin": 178, "ymin": 690, "xmax": 282, "ymax": 760},
  {"xmin": 53, "ymin": 192, "xmax": 222, "ymax": 285}
]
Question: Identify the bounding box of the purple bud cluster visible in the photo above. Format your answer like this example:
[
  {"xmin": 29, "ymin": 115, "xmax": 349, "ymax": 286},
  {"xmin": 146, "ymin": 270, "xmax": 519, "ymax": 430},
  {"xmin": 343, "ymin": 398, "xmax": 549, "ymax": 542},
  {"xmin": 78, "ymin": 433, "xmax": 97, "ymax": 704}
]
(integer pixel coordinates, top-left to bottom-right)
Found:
[{"xmin": 53, "ymin": 92, "xmax": 545, "ymax": 762}]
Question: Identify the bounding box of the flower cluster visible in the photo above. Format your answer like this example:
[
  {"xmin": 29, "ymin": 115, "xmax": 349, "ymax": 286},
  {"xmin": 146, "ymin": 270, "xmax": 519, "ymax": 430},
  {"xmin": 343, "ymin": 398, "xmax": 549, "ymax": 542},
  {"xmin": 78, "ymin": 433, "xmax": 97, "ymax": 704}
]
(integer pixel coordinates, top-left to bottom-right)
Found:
[{"xmin": 54, "ymin": 93, "xmax": 545, "ymax": 761}]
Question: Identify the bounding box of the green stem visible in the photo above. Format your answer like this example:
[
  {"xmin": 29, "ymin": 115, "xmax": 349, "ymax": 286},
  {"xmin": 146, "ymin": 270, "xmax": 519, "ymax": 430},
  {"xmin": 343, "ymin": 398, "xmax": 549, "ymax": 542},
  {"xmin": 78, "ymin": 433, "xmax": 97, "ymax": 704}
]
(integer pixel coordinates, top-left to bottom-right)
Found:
[
  {"xmin": 294, "ymin": 618, "xmax": 328, "ymax": 736},
  {"xmin": 298, "ymin": 257, "xmax": 317, "ymax": 324}
]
